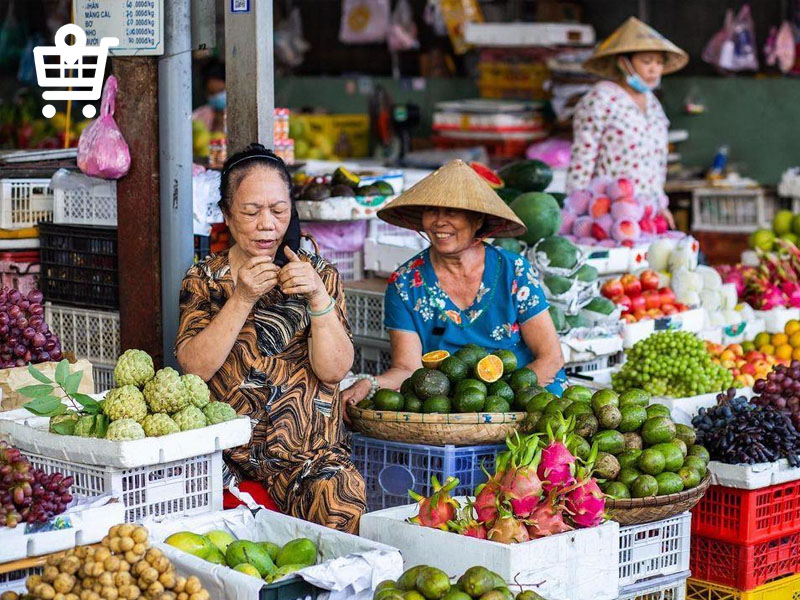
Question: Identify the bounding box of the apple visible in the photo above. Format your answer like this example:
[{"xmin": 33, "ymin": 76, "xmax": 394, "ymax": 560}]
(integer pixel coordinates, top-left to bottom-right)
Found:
[
  {"xmin": 601, "ymin": 279, "xmax": 624, "ymax": 299},
  {"xmin": 727, "ymin": 343, "xmax": 744, "ymax": 356},
  {"xmin": 647, "ymin": 308, "xmax": 664, "ymax": 318},
  {"xmin": 745, "ymin": 350, "xmax": 764, "ymax": 362},
  {"xmin": 640, "ymin": 270, "xmax": 660, "ymax": 291},
  {"xmin": 633, "ymin": 309, "xmax": 648, "ymax": 321},
  {"xmin": 643, "ymin": 290, "xmax": 662, "ymax": 310},
  {"xmin": 674, "ymin": 302, "xmax": 689, "ymax": 312},
  {"xmin": 742, "ymin": 363, "xmax": 757, "ymax": 376},
  {"xmin": 622, "ymin": 313, "xmax": 637, "ymax": 323},
  {"xmin": 658, "ymin": 287, "xmax": 676, "ymax": 306},
  {"xmin": 661, "ymin": 303, "xmax": 677, "ymax": 315},
  {"xmin": 630, "ymin": 295, "xmax": 647, "ymax": 313},
  {"xmin": 613, "ymin": 294, "xmax": 632, "ymax": 312},
  {"xmin": 621, "ymin": 274, "xmax": 642, "ymax": 297}
]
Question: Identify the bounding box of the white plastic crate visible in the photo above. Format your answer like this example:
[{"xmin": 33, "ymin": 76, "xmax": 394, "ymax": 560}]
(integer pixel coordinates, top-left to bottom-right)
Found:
[
  {"xmin": 0, "ymin": 178, "xmax": 53, "ymax": 230},
  {"xmin": 363, "ymin": 238, "xmax": 422, "ymax": 277},
  {"xmin": 565, "ymin": 352, "xmax": 624, "ymax": 375},
  {"xmin": 53, "ymin": 179, "xmax": 117, "ymax": 226},
  {"xmin": 618, "ymin": 571, "xmax": 688, "ymax": 600},
  {"xmin": 353, "ymin": 340, "xmax": 391, "ymax": 375},
  {"xmin": 93, "ymin": 361, "xmax": 115, "ymax": 393},
  {"xmin": 691, "ymin": 187, "xmax": 767, "ymax": 232},
  {"xmin": 45, "ymin": 302, "xmax": 121, "ymax": 365},
  {"xmin": 346, "ymin": 287, "xmax": 388, "ymax": 340},
  {"xmin": 464, "ymin": 21, "xmax": 596, "ymax": 46},
  {"xmin": 0, "ymin": 564, "xmax": 42, "ymax": 594},
  {"xmin": 618, "ymin": 513, "xmax": 691, "ymax": 588},
  {"xmin": 318, "ymin": 248, "xmax": 364, "ymax": 281},
  {"xmin": 22, "ymin": 450, "xmax": 223, "ymax": 523},
  {"xmin": 708, "ymin": 459, "xmax": 800, "ymax": 490}
]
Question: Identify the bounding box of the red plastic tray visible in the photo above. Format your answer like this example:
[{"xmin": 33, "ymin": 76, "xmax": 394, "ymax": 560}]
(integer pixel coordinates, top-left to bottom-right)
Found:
[
  {"xmin": 691, "ymin": 481, "xmax": 800, "ymax": 545},
  {"xmin": 690, "ymin": 531, "xmax": 800, "ymax": 590}
]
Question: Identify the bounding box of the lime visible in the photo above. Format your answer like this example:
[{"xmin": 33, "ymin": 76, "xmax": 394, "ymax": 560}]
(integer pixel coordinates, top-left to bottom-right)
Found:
[
  {"xmin": 618, "ymin": 406, "xmax": 647, "ymax": 433},
  {"xmin": 403, "ymin": 394, "xmax": 423, "ymax": 413},
  {"xmin": 455, "ymin": 379, "xmax": 487, "ymax": 396},
  {"xmin": 618, "ymin": 467, "xmax": 641, "ymax": 487},
  {"xmin": 688, "ymin": 445, "xmax": 710, "ymax": 465},
  {"xmin": 439, "ymin": 356, "xmax": 468, "ymax": 383},
  {"xmin": 651, "ymin": 443, "xmax": 684, "ymax": 472},
  {"xmin": 454, "ymin": 348, "xmax": 480, "ymax": 369},
  {"xmin": 488, "ymin": 380, "xmax": 514, "ymax": 403},
  {"xmin": 678, "ymin": 466, "xmax": 701, "ymax": 489},
  {"xmin": 605, "ymin": 482, "xmax": 630, "ymax": 499},
  {"xmin": 491, "ymin": 349, "xmax": 518, "ymax": 374},
  {"xmin": 475, "ymin": 355, "xmax": 504, "ymax": 383},
  {"xmin": 563, "ymin": 402, "xmax": 593, "ymax": 419},
  {"xmin": 413, "ymin": 370, "xmax": 451, "ymax": 400},
  {"xmin": 571, "ymin": 435, "xmax": 591, "ymax": 460},
  {"xmin": 512, "ymin": 386, "xmax": 543, "ymax": 411},
  {"xmin": 646, "ymin": 404, "xmax": 672, "ymax": 419},
  {"xmin": 637, "ymin": 448, "xmax": 666, "ymax": 475},
  {"xmin": 619, "ymin": 389, "xmax": 650, "ymax": 408},
  {"xmin": 574, "ymin": 413, "xmax": 598, "ymax": 439},
  {"xmin": 617, "ymin": 450, "xmax": 643, "ymax": 470},
  {"xmin": 373, "ymin": 389, "xmax": 404, "ymax": 411},
  {"xmin": 400, "ymin": 378, "xmax": 415, "ymax": 395},
  {"xmin": 630, "ymin": 474, "xmax": 659, "ymax": 498},
  {"xmin": 641, "ymin": 416, "xmax": 677, "ymax": 445},
  {"xmin": 591, "ymin": 389, "xmax": 619, "ymax": 413},
  {"xmin": 453, "ymin": 389, "xmax": 486, "ymax": 413},
  {"xmin": 675, "ymin": 424, "xmax": 697, "ymax": 447},
  {"xmin": 422, "ymin": 395, "xmax": 451, "ymax": 414},
  {"xmin": 683, "ymin": 456, "xmax": 708, "ymax": 477},
  {"xmin": 655, "ymin": 471, "xmax": 684, "ymax": 495},
  {"xmin": 484, "ymin": 396, "xmax": 511, "ymax": 412},
  {"xmin": 508, "ymin": 368, "xmax": 538, "ymax": 392},
  {"xmin": 526, "ymin": 391, "xmax": 556, "ymax": 412},
  {"xmin": 562, "ymin": 385, "xmax": 593, "ymax": 403}
]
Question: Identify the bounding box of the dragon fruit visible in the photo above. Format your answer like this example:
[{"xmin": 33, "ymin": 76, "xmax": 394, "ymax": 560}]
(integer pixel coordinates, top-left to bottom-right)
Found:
[
  {"xmin": 588, "ymin": 195, "xmax": 611, "ymax": 219},
  {"xmin": 472, "ymin": 450, "xmax": 511, "ymax": 526},
  {"xmin": 499, "ymin": 435, "xmax": 543, "ymax": 518},
  {"xmin": 527, "ymin": 490, "xmax": 573, "ymax": 538},
  {"xmin": 487, "ymin": 507, "xmax": 531, "ymax": 544},
  {"xmin": 560, "ymin": 210, "xmax": 577, "ymax": 235},
  {"xmin": 537, "ymin": 418, "xmax": 577, "ymax": 493},
  {"xmin": 408, "ymin": 476, "xmax": 460, "ymax": 530},
  {"xmin": 761, "ymin": 284, "xmax": 788, "ymax": 310},
  {"xmin": 611, "ymin": 219, "xmax": 641, "ymax": 244},
  {"xmin": 447, "ymin": 505, "xmax": 488, "ymax": 539},
  {"xmin": 565, "ymin": 478, "xmax": 605, "ymax": 528},
  {"xmin": 572, "ymin": 216, "xmax": 594, "ymax": 238},
  {"xmin": 610, "ymin": 198, "xmax": 644, "ymax": 222},
  {"xmin": 565, "ymin": 190, "xmax": 592, "ymax": 215}
]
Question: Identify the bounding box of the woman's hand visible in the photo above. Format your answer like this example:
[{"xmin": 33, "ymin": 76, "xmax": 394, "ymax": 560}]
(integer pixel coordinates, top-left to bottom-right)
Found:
[
  {"xmin": 233, "ymin": 256, "xmax": 280, "ymax": 305},
  {"xmin": 279, "ymin": 247, "xmax": 328, "ymax": 308},
  {"xmin": 341, "ymin": 379, "xmax": 372, "ymax": 424}
]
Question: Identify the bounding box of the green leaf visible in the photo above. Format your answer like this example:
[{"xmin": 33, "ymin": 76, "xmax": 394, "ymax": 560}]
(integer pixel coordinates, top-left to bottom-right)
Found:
[
  {"xmin": 72, "ymin": 393, "xmax": 101, "ymax": 414},
  {"xmin": 64, "ymin": 371, "xmax": 83, "ymax": 396},
  {"xmin": 23, "ymin": 396, "xmax": 64, "ymax": 416},
  {"xmin": 55, "ymin": 360, "xmax": 70, "ymax": 388},
  {"xmin": 27, "ymin": 365, "xmax": 52, "ymax": 384},
  {"xmin": 52, "ymin": 420, "xmax": 76, "ymax": 435},
  {"xmin": 17, "ymin": 384, "xmax": 54, "ymax": 399},
  {"xmin": 94, "ymin": 414, "xmax": 109, "ymax": 438}
]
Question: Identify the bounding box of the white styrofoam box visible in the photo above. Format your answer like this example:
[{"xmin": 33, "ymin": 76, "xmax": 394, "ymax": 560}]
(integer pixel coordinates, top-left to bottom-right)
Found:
[
  {"xmin": 622, "ymin": 308, "xmax": 705, "ymax": 348},
  {"xmin": 618, "ymin": 570, "xmax": 689, "ymax": 600},
  {"xmin": 582, "ymin": 245, "xmax": 633, "ymax": 275},
  {"xmin": 296, "ymin": 196, "xmax": 394, "ymax": 221},
  {"xmin": 0, "ymin": 413, "xmax": 251, "ymax": 468},
  {"xmin": 0, "ymin": 179, "xmax": 53, "ymax": 230},
  {"xmin": 464, "ymin": 21, "xmax": 596, "ymax": 46},
  {"xmin": 363, "ymin": 239, "xmax": 420, "ymax": 277},
  {"xmin": 45, "ymin": 302, "xmax": 121, "ymax": 365},
  {"xmin": 52, "ymin": 178, "xmax": 117, "ymax": 227},
  {"xmin": 721, "ymin": 318, "xmax": 765, "ymax": 344},
  {"xmin": 708, "ymin": 459, "xmax": 800, "ymax": 490},
  {"xmin": 0, "ymin": 496, "xmax": 124, "ymax": 564},
  {"xmin": 23, "ymin": 450, "xmax": 223, "ymax": 523},
  {"xmin": 147, "ymin": 507, "xmax": 403, "ymax": 600},
  {"xmin": 360, "ymin": 500, "xmax": 620, "ymax": 600},
  {"xmin": 617, "ymin": 513, "xmax": 691, "ymax": 588},
  {"xmin": 561, "ymin": 333, "xmax": 623, "ymax": 364},
  {"xmin": 754, "ymin": 307, "xmax": 800, "ymax": 333},
  {"xmin": 698, "ymin": 327, "xmax": 723, "ymax": 344}
]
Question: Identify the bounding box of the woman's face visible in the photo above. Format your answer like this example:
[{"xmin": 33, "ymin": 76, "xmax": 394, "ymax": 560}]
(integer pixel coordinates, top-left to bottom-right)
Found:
[
  {"xmin": 629, "ymin": 52, "xmax": 665, "ymax": 87},
  {"xmin": 421, "ymin": 207, "xmax": 484, "ymax": 256},
  {"xmin": 225, "ymin": 167, "xmax": 292, "ymax": 259}
]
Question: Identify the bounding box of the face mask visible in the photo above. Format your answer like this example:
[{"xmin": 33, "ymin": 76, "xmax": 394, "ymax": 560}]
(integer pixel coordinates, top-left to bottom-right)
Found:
[
  {"xmin": 208, "ymin": 91, "xmax": 226, "ymax": 111},
  {"xmin": 622, "ymin": 58, "xmax": 659, "ymax": 93}
]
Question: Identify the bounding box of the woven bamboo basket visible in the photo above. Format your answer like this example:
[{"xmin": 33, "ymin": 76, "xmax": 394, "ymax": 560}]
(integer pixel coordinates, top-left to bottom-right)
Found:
[
  {"xmin": 346, "ymin": 406, "xmax": 526, "ymax": 445},
  {"xmin": 605, "ymin": 473, "xmax": 711, "ymax": 525}
]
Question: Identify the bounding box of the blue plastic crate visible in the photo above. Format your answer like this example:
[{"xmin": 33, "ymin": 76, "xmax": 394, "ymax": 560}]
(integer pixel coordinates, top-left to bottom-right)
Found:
[{"xmin": 350, "ymin": 434, "xmax": 505, "ymax": 512}]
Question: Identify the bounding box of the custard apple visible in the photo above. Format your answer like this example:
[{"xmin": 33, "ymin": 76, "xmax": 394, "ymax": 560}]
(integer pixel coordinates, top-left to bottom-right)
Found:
[
  {"xmin": 171, "ymin": 405, "xmax": 207, "ymax": 431},
  {"xmin": 114, "ymin": 349, "xmax": 155, "ymax": 387},
  {"xmin": 74, "ymin": 415, "xmax": 98, "ymax": 438},
  {"xmin": 144, "ymin": 367, "xmax": 189, "ymax": 414},
  {"xmin": 49, "ymin": 412, "xmax": 80, "ymax": 435},
  {"xmin": 142, "ymin": 413, "xmax": 180, "ymax": 437},
  {"xmin": 103, "ymin": 385, "xmax": 148, "ymax": 422},
  {"xmin": 106, "ymin": 418, "xmax": 145, "ymax": 441},
  {"xmin": 203, "ymin": 401, "xmax": 237, "ymax": 425},
  {"xmin": 182, "ymin": 374, "xmax": 210, "ymax": 408}
]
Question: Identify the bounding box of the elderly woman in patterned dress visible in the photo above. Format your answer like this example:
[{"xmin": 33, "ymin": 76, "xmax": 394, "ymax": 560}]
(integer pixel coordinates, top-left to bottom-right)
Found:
[
  {"xmin": 343, "ymin": 160, "xmax": 567, "ymax": 410},
  {"xmin": 176, "ymin": 144, "xmax": 366, "ymax": 533}
]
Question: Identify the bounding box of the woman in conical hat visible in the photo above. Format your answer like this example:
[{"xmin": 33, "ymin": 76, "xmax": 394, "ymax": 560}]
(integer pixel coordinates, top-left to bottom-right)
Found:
[
  {"xmin": 567, "ymin": 17, "xmax": 688, "ymax": 228},
  {"xmin": 342, "ymin": 159, "xmax": 567, "ymax": 411}
]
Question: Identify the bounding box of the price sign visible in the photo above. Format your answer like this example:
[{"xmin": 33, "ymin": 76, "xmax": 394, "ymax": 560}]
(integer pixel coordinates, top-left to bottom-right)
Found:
[{"xmin": 73, "ymin": 0, "xmax": 164, "ymax": 56}]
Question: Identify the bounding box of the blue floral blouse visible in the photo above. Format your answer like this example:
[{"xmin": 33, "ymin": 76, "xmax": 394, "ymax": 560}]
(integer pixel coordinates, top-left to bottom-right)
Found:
[{"xmin": 384, "ymin": 243, "xmax": 567, "ymax": 395}]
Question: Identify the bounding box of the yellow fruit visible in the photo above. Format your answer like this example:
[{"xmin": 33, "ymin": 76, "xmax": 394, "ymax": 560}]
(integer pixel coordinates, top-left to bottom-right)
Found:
[
  {"xmin": 786, "ymin": 320, "xmax": 800, "ymax": 336},
  {"xmin": 776, "ymin": 344, "xmax": 793, "ymax": 361},
  {"xmin": 754, "ymin": 332, "xmax": 771, "ymax": 348},
  {"xmin": 742, "ymin": 341, "xmax": 756, "ymax": 353},
  {"xmin": 790, "ymin": 332, "xmax": 800, "ymax": 348},
  {"xmin": 475, "ymin": 355, "xmax": 503, "ymax": 383},
  {"xmin": 772, "ymin": 333, "xmax": 789, "ymax": 347},
  {"xmin": 761, "ymin": 343, "xmax": 776, "ymax": 356},
  {"xmin": 421, "ymin": 350, "xmax": 450, "ymax": 369},
  {"xmin": 791, "ymin": 347, "xmax": 800, "ymax": 361}
]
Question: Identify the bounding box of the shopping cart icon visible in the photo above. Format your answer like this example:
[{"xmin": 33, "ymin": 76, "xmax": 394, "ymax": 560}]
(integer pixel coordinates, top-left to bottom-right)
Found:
[{"xmin": 33, "ymin": 24, "xmax": 118, "ymax": 120}]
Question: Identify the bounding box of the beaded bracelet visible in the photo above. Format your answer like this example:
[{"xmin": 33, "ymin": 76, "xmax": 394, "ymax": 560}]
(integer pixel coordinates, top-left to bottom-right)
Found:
[
  {"xmin": 307, "ymin": 295, "xmax": 335, "ymax": 317},
  {"xmin": 356, "ymin": 374, "xmax": 380, "ymax": 401}
]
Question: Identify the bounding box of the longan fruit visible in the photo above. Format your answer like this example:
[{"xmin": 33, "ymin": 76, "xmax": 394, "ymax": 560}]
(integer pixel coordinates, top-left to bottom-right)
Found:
[
  {"xmin": 156, "ymin": 594, "xmax": 176, "ymax": 600},
  {"xmin": 88, "ymin": 593, "xmax": 101, "ymax": 600},
  {"xmin": 36, "ymin": 583, "xmax": 57, "ymax": 600},
  {"xmin": 93, "ymin": 582, "xmax": 103, "ymax": 594},
  {"xmin": 94, "ymin": 548, "xmax": 111, "ymax": 563},
  {"xmin": 75, "ymin": 547, "xmax": 90, "ymax": 559},
  {"xmin": 157, "ymin": 572, "xmax": 175, "ymax": 589},
  {"xmin": 147, "ymin": 582, "xmax": 164, "ymax": 596},
  {"xmin": 81, "ymin": 577, "xmax": 96, "ymax": 590},
  {"xmin": 132, "ymin": 527, "xmax": 148, "ymax": 544},
  {"xmin": 27, "ymin": 575, "xmax": 43, "ymax": 591},
  {"xmin": 183, "ymin": 578, "xmax": 201, "ymax": 595},
  {"xmin": 101, "ymin": 536, "xmax": 111, "ymax": 548},
  {"xmin": 43, "ymin": 566, "xmax": 60, "ymax": 583},
  {"xmin": 118, "ymin": 524, "xmax": 135, "ymax": 538},
  {"xmin": 119, "ymin": 538, "xmax": 134, "ymax": 552},
  {"xmin": 109, "ymin": 539, "xmax": 122, "ymax": 554},
  {"xmin": 54, "ymin": 593, "xmax": 66, "ymax": 600},
  {"xmin": 119, "ymin": 560, "xmax": 131, "ymax": 572},
  {"xmin": 100, "ymin": 586, "xmax": 118, "ymax": 600},
  {"xmin": 172, "ymin": 578, "xmax": 186, "ymax": 594},
  {"xmin": 66, "ymin": 594, "xmax": 80, "ymax": 600},
  {"xmin": 177, "ymin": 595, "xmax": 188, "ymax": 600},
  {"xmin": 188, "ymin": 592, "xmax": 208, "ymax": 600},
  {"xmin": 60, "ymin": 556, "xmax": 82, "ymax": 575},
  {"xmin": 133, "ymin": 561, "xmax": 149, "ymax": 576},
  {"xmin": 144, "ymin": 549, "xmax": 161, "ymax": 563},
  {"xmin": 142, "ymin": 568, "xmax": 159, "ymax": 585},
  {"xmin": 97, "ymin": 572, "xmax": 114, "ymax": 587},
  {"xmin": 125, "ymin": 551, "xmax": 143, "ymax": 564},
  {"xmin": 103, "ymin": 555, "xmax": 121, "ymax": 573},
  {"xmin": 152, "ymin": 557, "xmax": 170, "ymax": 575},
  {"xmin": 0, "ymin": 592, "xmax": 19, "ymax": 600},
  {"xmin": 132, "ymin": 543, "xmax": 147, "ymax": 556},
  {"xmin": 79, "ymin": 591, "xmax": 91, "ymax": 600},
  {"xmin": 54, "ymin": 573, "xmax": 76, "ymax": 594},
  {"xmin": 47, "ymin": 555, "xmax": 62, "ymax": 567}
]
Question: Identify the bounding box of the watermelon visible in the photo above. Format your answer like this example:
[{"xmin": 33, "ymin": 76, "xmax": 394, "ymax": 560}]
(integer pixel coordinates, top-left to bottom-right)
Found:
[
  {"xmin": 496, "ymin": 188, "xmax": 522, "ymax": 204},
  {"xmin": 510, "ymin": 192, "xmax": 561, "ymax": 245},
  {"xmin": 470, "ymin": 162, "xmax": 504, "ymax": 189},
  {"xmin": 498, "ymin": 160, "xmax": 553, "ymax": 192},
  {"xmin": 537, "ymin": 236, "xmax": 579, "ymax": 270},
  {"xmin": 493, "ymin": 238, "xmax": 524, "ymax": 254},
  {"xmin": 550, "ymin": 192, "xmax": 566, "ymax": 208}
]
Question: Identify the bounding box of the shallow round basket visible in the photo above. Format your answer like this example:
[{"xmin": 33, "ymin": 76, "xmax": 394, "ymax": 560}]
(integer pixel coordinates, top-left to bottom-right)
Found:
[
  {"xmin": 346, "ymin": 406, "xmax": 526, "ymax": 445},
  {"xmin": 605, "ymin": 473, "xmax": 711, "ymax": 526}
]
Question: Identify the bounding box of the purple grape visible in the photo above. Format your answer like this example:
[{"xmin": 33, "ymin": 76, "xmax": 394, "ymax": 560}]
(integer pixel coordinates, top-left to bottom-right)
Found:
[
  {"xmin": 7, "ymin": 290, "xmax": 20, "ymax": 304},
  {"xmin": 26, "ymin": 291, "xmax": 42, "ymax": 304},
  {"xmin": 37, "ymin": 351, "xmax": 50, "ymax": 362},
  {"xmin": 43, "ymin": 339, "xmax": 55, "ymax": 352},
  {"xmin": 29, "ymin": 304, "xmax": 42, "ymax": 317},
  {"xmin": 15, "ymin": 318, "xmax": 27, "ymax": 330},
  {"xmin": 31, "ymin": 332, "xmax": 45, "ymax": 349},
  {"xmin": 753, "ymin": 379, "xmax": 766, "ymax": 393},
  {"xmin": 29, "ymin": 316, "xmax": 42, "ymax": 329},
  {"xmin": 50, "ymin": 349, "xmax": 62, "ymax": 361},
  {"xmin": 21, "ymin": 328, "xmax": 34, "ymax": 341}
]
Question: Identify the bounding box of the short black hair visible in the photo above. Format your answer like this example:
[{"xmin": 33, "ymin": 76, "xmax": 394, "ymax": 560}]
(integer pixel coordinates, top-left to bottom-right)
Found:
[
  {"xmin": 202, "ymin": 60, "xmax": 226, "ymax": 83},
  {"xmin": 218, "ymin": 143, "xmax": 292, "ymax": 214}
]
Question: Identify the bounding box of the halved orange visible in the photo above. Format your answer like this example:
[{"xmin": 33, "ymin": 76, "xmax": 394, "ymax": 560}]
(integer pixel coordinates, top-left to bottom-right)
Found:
[
  {"xmin": 475, "ymin": 355, "xmax": 504, "ymax": 384},
  {"xmin": 422, "ymin": 350, "xmax": 450, "ymax": 369}
]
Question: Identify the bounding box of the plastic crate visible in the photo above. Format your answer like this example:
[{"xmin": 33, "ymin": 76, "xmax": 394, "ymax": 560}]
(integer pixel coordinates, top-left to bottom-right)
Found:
[
  {"xmin": 44, "ymin": 302, "xmax": 121, "ymax": 365},
  {"xmin": 352, "ymin": 340, "xmax": 392, "ymax": 375},
  {"xmin": 53, "ymin": 179, "xmax": 117, "ymax": 226},
  {"xmin": 0, "ymin": 563, "xmax": 42, "ymax": 594},
  {"xmin": 93, "ymin": 361, "xmax": 115, "ymax": 393},
  {"xmin": 38, "ymin": 223, "xmax": 118, "ymax": 310},
  {"xmin": 692, "ymin": 481, "xmax": 800, "ymax": 546},
  {"xmin": 317, "ymin": 247, "xmax": 363, "ymax": 281},
  {"xmin": 618, "ymin": 571, "xmax": 689, "ymax": 600},
  {"xmin": 618, "ymin": 513, "xmax": 692, "ymax": 588},
  {"xmin": 692, "ymin": 188, "xmax": 767, "ymax": 233},
  {"xmin": 22, "ymin": 450, "xmax": 223, "ymax": 523},
  {"xmin": 351, "ymin": 434, "xmax": 505, "ymax": 512},
  {"xmin": 0, "ymin": 250, "xmax": 39, "ymax": 295},
  {"xmin": 565, "ymin": 354, "xmax": 612, "ymax": 375},
  {"xmin": 686, "ymin": 573, "xmax": 800, "ymax": 600},
  {"xmin": 690, "ymin": 531, "xmax": 800, "ymax": 590},
  {"xmin": 346, "ymin": 287, "xmax": 388, "ymax": 341},
  {"xmin": 0, "ymin": 178, "xmax": 53, "ymax": 230}
]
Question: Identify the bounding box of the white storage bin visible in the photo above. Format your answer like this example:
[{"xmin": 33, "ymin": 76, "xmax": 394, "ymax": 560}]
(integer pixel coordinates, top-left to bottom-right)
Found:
[
  {"xmin": 353, "ymin": 339, "xmax": 392, "ymax": 375},
  {"xmin": 618, "ymin": 571, "xmax": 688, "ymax": 600},
  {"xmin": 754, "ymin": 307, "xmax": 800, "ymax": 333},
  {"xmin": 708, "ymin": 459, "xmax": 800, "ymax": 490},
  {"xmin": 363, "ymin": 238, "xmax": 421, "ymax": 276},
  {"xmin": 52, "ymin": 178, "xmax": 117, "ymax": 226},
  {"xmin": 0, "ymin": 179, "xmax": 53, "ymax": 229},
  {"xmin": 618, "ymin": 513, "xmax": 691, "ymax": 588},
  {"xmin": 45, "ymin": 302, "xmax": 121, "ymax": 365},
  {"xmin": 692, "ymin": 187, "xmax": 766, "ymax": 232},
  {"xmin": 92, "ymin": 361, "xmax": 115, "ymax": 394},
  {"xmin": 346, "ymin": 286, "xmax": 388, "ymax": 340}
]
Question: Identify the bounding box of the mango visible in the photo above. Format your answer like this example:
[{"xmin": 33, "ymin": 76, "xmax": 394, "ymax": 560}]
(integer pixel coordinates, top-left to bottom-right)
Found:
[
  {"xmin": 164, "ymin": 531, "xmax": 214, "ymax": 559},
  {"xmin": 225, "ymin": 540, "xmax": 275, "ymax": 577},
  {"xmin": 205, "ymin": 530, "xmax": 236, "ymax": 555},
  {"xmin": 276, "ymin": 538, "xmax": 317, "ymax": 568}
]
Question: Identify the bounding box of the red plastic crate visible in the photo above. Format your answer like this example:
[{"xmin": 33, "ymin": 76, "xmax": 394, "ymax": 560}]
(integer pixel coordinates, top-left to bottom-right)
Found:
[
  {"xmin": 0, "ymin": 250, "xmax": 39, "ymax": 296},
  {"xmin": 692, "ymin": 481, "xmax": 800, "ymax": 545},
  {"xmin": 690, "ymin": 531, "xmax": 800, "ymax": 590}
]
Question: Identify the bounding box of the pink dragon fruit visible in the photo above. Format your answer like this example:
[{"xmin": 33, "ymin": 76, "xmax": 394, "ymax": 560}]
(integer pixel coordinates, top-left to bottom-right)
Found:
[
  {"xmin": 588, "ymin": 195, "xmax": 611, "ymax": 218},
  {"xmin": 718, "ymin": 265, "xmax": 746, "ymax": 297},
  {"xmin": 611, "ymin": 219, "xmax": 641, "ymax": 244},
  {"xmin": 499, "ymin": 435, "xmax": 543, "ymax": 518},
  {"xmin": 408, "ymin": 476, "xmax": 460, "ymax": 530},
  {"xmin": 610, "ymin": 198, "xmax": 644, "ymax": 222},
  {"xmin": 448, "ymin": 505, "xmax": 489, "ymax": 539},
  {"xmin": 607, "ymin": 178, "xmax": 634, "ymax": 201},
  {"xmin": 487, "ymin": 507, "xmax": 531, "ymax": 544},
  {"xmin": 527, "ymin": 490, "xmax": 574, "ymax": 538},
  {"xmin": 564, "ymin": 190, "xmax": 592, "ymax": 215},
  {"xmin": 572, "ymin": 216, "xmax": 594, "ymax": 238},
  {"xmin": 565, "ymin": 478, "xmax": 605, "ymax": 528},
  {"xmin": 560, "ymin": 210, "xmax": 577, "ymax": 235},
  {"xmin": 538, "ymin": 428, "xmax": 577, "ymax": 494},
  {"xmin": 761, "ymin": 284, "xmax": 788, "ymax": 310}
]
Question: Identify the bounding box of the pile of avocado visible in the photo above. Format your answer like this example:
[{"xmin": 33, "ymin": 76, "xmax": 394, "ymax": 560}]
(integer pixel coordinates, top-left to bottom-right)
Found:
[
  {"xmin": 360, "ymin": 344, "xmax": 541, "ymax": 414},
  {"xmin": 295, "ymin": 166, "xmax": 395, "ymax": 201},
  {"xmin": 525, "ymin": 385, "xmax": 710, "ymax": 499},
  {"xmin": 374, "ymin": 565, "xmax": 546, "ymax": 600}
]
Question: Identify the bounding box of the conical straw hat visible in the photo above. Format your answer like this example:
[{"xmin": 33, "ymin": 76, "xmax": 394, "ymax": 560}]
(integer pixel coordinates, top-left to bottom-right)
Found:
[
  {"xmin": 583, "ymin": 17, "xmax": 688, "ymax": 78},
  {"xmin": 377, "ymin": 159, "xmax": 527, "ymax": 238}
]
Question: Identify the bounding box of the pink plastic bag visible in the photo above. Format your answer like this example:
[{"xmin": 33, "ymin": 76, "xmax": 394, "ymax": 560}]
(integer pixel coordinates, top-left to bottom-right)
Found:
[{"xmin": 77, "ymin": 76, "xmax": 131, "ymax": 180}]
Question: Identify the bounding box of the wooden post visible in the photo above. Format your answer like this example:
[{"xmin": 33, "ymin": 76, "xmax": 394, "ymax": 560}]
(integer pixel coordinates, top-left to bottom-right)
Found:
[
  {"xmin": 224, "ymin": 0, "xmax": 275, "ymax": 152},
  {"xmin": 113, "ymin": 57, "xmax": 163, "ymax": 366}
]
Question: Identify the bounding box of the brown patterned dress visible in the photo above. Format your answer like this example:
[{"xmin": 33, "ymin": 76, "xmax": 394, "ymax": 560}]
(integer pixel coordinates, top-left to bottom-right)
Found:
[{"xmin": 176, "ymin": 249, "xmax": 366, "ymax": 533}]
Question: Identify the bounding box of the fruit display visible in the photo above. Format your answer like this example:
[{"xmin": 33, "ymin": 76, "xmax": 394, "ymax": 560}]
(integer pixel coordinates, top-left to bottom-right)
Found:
[
  {"xmin": 751, "ymin": 360, "xmax": 800, "ymax": 431},
  {"xmin": 164, "ymin": 529, "xmax": 318, "ymax": 584},
  {"xmin": 560, "ymin": 176, "xmax": 672, "ymax": 248},
  {"xmin": 0, "ymin": 288, "xmax": 62, "ymax": 368},
  {"xmin": 692, "ymin": 390, "xmax": 800, "ymax": 465},
  {"xmin": 526, "ymin": 385, "xmax": 708, "ymax": 499},
  {"xmin": 289, "ymin": 114, "xmax": 369, "ymax": 161},
  {"xmin": 361, "ymin": 345, "xmax": 540, "ymax": 414},
  {"xmin": 612, "ymin": 331, "xmax": 734, "ymax": 397},
  {"xmin": 373, "ymin": 564, "xmax": 547, "ymax": 599},
  {"xmin": 705, "ymin": 341, "xmax": 779, "ymax": 388},
  {"xmin": 470, "ymin": 162, "xmax": 505, "ymax": 189},
  {"xmin": 291, "ymin": 166, "xmax": 395, "ymax": 201},
  {"xmin": 717, "ymin": 239, "xmax": 800, "ymax": 309},
  {"xmin": 749, "ymin": 209, "xmax": 800, "ymax": 251},
  {"xmin": 21, "ymin": 352, "xmax": 236, "ymax": 440},
  {"xmin": 751, "ymin": 320, "xmax": 800, "ymax": 362},
  {"xmin": 8, "ymin": 523, "xmax": 212, "ymax": 600},
  {"xmin": 600, "ymin": 270, "xmax": 689, "ymax": 323}
]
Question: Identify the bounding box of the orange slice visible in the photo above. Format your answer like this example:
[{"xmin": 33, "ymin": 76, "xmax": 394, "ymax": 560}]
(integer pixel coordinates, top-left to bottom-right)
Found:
[
  {"xmin": 475, "ymin": 355, "xmax": 504, "ymax": 383},
  {"xmin": 421, "ymin": 350, "xmax": 450, "ymax": 369}
]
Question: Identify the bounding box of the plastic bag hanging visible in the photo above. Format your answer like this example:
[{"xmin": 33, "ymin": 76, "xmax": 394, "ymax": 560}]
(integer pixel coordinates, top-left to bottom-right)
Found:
[
  {"xmin": 77, "ymin": 75, "xmax": 131, "ymax": 180},
  {"xmin": 388, "ymin": 0, "xmax": 419, "ymax": 52},
  {"xmin": 339, "ymin": 0, "xmax": 390, "ymax": 44}
]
